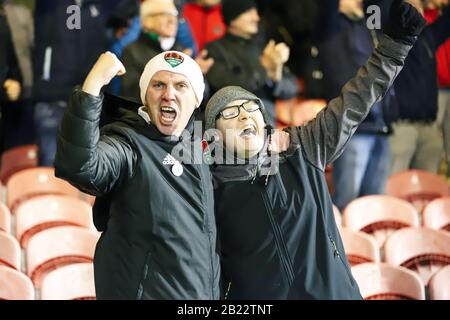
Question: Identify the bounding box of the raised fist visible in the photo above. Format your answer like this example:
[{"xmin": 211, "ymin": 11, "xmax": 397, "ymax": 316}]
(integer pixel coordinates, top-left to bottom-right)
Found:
[
  {"xmin": 82, "ymin": 52, "xmax": 126, "ymax": 96},
  {"xmin": 384, "ymin": 0, "xmax": 427, "ymax": 45},
  {"xmin": 3, "ymin": 79, "xmax": 21, "ymax": 101},
  {"xmin": 261, "ymin": 40, "xmax": 291, "ymax": 81}
]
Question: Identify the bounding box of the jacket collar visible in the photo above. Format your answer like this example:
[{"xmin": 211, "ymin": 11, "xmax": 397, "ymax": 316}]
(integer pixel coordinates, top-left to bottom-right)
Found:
[{"xmin": 212, "ymin": 135, "xmax": 279, "ymax": 184}]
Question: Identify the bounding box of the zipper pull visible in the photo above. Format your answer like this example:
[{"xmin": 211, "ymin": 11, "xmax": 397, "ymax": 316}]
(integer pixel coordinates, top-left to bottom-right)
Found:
[
  {"xmin": 224, "ymin": 282, "xmax": 232, "ymax": 300},
  {"xmin": 251, "ymin": 167, "xmax": 257, "ymax": 184},
  {"xmin": 329, "ymin": 236, "xmax": 340, "ymax": 258},
  {"xmin": 264, "ymin": 169, "xmax": 271, "ymax": 186}
]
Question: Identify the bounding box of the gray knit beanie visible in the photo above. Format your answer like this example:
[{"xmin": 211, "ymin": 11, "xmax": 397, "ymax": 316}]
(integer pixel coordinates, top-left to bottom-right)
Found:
[{"xmin": 205, "ymin": 86, "xmax": 269, "ymax": 130}]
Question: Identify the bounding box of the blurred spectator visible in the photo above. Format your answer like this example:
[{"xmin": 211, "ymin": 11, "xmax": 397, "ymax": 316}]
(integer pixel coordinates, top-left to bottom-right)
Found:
[
  {"xmin": 425, "ymin": 0, "xmax": 450, "ymax": 176},
  {"xmin": 121, "ymin": 0, "xmax": 213, "ymax": 102},
  {"xmin": 173, "ymin": 0, "xmax": 198, "ymax": 56},
  {"xmin": 205, "ymin": 0, "xmax": 298, "ymax": 125},
  {"xmin": 106, "ymin": 0, "xmax": 198, "ymax": 96},
  {"xmin": 33, "ymin": 0, "xmax": 114, "ymax": 166},
  {"xmin": 258, "ymin": 0, "xmax": 322, "ymax": 98},
  {"xmin": 389, "ymin": 0, "xmax": 450, "ymax": 174},
  {"xmin": 182, "ymin": 0, "xmax": 226, "ymax": 51},
  {"xmin": 444, "ymin": 95, "xmax": 450, "ymax": 177},
  {"xmin": 120, "ymin": 0, "xmax": 184, "ymax": 101},
  {"xmin": 310, "ymin": 0, "xmax": 398, "ymax": 210},
  {"xmin": 0, "ymin": 0, "xmax": 34, "ymax": 154},
  {"xmin": 107, "ymin": 0, "xmax": 141, "ymax": 58},
  {"xmin": 107, "ymin": 0, "xmax": 141, "ymax": 95}
]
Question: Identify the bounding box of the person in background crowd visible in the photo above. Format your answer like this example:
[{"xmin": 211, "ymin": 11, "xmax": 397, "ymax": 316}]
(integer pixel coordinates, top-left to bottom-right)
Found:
[
  {"xmin": 205, "ymin": 0, "xmax": 298, "ymax": 126},
  {"xmin": 107, "ymin": 0, "xmax": 141, "ymax": 95},
  {"xmin": 183, "ymin": 0, "xmax": 225, "ymax": 51},
  {"xmin": 388, "ymin": 0, "xmax": 450, "ymax": 174},
  {"xmin": 121, "ymin": 0, "xmax": 213, "ymax": 102},
  {"xmin": 312, "ymin": 0, "xmax": 399, "ymax": 210},
  {"xmin": 424, "ymin": 0, "xmax": 450, "ymax": 176},
  {"xmin": 0, "ymin": 0, "xmax": 34, "ymax": 153},
  {"xmin": 32, "ymin": 0, "xmax": 115, "ymax": 166}
]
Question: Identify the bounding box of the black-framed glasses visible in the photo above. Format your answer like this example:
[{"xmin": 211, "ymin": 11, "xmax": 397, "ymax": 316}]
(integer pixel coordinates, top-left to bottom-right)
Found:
[{"xmin": 217, "ymin": 100, "xmax": 260, "ymax": 120}]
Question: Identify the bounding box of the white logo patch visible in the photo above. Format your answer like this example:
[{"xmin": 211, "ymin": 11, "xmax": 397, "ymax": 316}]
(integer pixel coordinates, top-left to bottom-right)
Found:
[{"xmin": 162, "ymin": 154, "xmax": 184, "ymax": 176}]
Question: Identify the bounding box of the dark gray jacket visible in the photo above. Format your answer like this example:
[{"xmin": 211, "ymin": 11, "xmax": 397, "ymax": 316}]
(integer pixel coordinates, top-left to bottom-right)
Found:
[
  {"xmin": 212, "ymin": 34, "xmax": 412, "ymax": 299},
  {"xmin": 55, "ymin": 89, "xmax": 220, "ymax": 300}
]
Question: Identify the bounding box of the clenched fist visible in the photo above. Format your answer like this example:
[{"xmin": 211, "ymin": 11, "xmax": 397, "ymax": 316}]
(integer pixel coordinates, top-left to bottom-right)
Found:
[
  {"xmin": 82, "ymin": 51, "xmax": 126, "ymax": 96},
  {"xmin": 260, "ymin": 40, "xmax": 290, "ymax": 82},
  {"xmin": 3, "ymin": 79, "xmax": 21, "ymax": 101},
  {"xmin": 384, "ymin": 0, "xmax": 427, "ymax": 45},
  {"xmin": 268, "ymin": 130, "xmax": 290, "ymax": 154}
]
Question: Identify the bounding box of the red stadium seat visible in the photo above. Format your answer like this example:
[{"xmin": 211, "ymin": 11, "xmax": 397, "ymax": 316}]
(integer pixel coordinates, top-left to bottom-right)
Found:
[
  {"xmin": 276, "ymin": 97, "xmax": 327, "ymax": 128},
  {"xmin": 0, "ymin": 144, "xmax": 38, "ymax": 185},
  {"xmin": 423, "ymin": 196, "xmax": 450, "ymax": 231},
  {"xmin": 6, "ymin": 167, "xmax": 80, "ymax": 213},
  {"xmin": 428, "ymin": 265, "xmax": 450, "ymax": 300},
  {"xmin": 0, "ymin": 265, "xmax": 34, "ymax": 300},
  {"xmin": 351, "ymin": 263, "xmax": 425, "ymax": 300},
  {"xmin": 0, "ymin": 231, "xmax": 21, "ymax": 270},
  {"xmin": 41, "ymin": 263, "xmax": 95, "ymax": 300},
  {"xmin": 26, "ymin": 226, "xmax": 99, "ymax": 288},
  {"xmin": 343, "ymin": 195, "xmax": 419, "ymax": 247},
  {"xmin": 386, "ymin": 170, "xmax": 450, "ymax": 213},
  {"xmin": 384, "ymin": 227, "xmax": 450, "ymax": 285},
  {"xmin": 15, "ymin": 195, "xmax": 95, "ymax": 248},
  {"xmin": 340, "ymin": 228, "xmax": 380, "ymax": 266},
  {"xmin": 0, "ymin": 203, "xmax": 11, "ymax": 233}
]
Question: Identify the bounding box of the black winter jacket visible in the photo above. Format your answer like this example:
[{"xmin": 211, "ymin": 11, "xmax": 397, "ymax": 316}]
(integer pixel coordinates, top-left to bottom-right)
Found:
[
  {"xmin": 54, "ymin": 89, "xmax": 220, "ymax": 300},
  {"xmin": 394, "ymin": 6, "xmax": 450, "ymax": 122},
  {"xmin": 211, "ymin": 35, "xmax": 412, "ymax": 299},
  {"xmin": 33, "ymin": 0, "xmax": 113, "ymax": 102}
]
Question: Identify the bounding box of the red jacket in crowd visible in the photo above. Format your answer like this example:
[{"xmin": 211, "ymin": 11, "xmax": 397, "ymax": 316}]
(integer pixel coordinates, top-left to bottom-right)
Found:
[
  {"xmin": 425, "ymin": 9, "xmax": 450, "ymax": 88},
  {"xmin": 183, "ymin": 3, "xmax": 226, "ymax": 51}
]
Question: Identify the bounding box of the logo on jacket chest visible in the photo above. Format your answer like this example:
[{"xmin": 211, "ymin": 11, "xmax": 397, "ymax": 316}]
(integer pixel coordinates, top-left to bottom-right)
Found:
[{"xmin": 162, "ymin": 153, "xmax": 184, "ymax": 177}]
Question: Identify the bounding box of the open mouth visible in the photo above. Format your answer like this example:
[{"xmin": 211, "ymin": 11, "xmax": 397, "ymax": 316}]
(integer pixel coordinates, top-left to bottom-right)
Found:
[
  {"xmin": 239, "ymin": 124, "xmax": 257, "ymax": 138},
  {"xmin": 160, "ymin": 106, "xmax": 178, "ymax": 124}
]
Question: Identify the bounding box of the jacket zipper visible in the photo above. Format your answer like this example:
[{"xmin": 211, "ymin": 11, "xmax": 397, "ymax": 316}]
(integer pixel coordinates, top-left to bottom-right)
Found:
[
  {"xmin": 224, "ymin": 282, "xmax": 232, "ymax": 300},
  {"xmin": 275, "ymin": 174, "xmax": 288, "ymax": 207},
  {"xmin": 198, "ymin": 161, "xmax": 216, "ymax": 299},
  {"xmin": 328, "ymin": 234, "xmax": 353, "ymax": 282},
  {"xmin": 261, "ymin": 191, "xmax": 295, "ymax": 286}
]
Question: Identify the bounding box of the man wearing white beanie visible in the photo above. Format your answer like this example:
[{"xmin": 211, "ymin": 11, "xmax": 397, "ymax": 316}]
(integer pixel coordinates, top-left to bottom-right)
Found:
[{"xmin": 54, "ymin": 50, "xmax": 220, "ymax": 300}]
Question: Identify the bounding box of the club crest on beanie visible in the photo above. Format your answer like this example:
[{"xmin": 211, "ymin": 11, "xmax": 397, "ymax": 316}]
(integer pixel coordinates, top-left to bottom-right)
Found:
[{"xmin": 139, "ymin": 51, "xmax": 205, "ymax": 107}]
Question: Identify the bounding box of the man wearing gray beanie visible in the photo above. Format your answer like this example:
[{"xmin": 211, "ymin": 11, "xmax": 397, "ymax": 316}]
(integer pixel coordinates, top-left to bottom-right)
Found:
[
  {"xmin": 54, "ymin": 50, "xmax": 220, "ymax": 300},
  {"xmin": 205, "ymin": 0, "xmax": 425, "ymax": 299}
]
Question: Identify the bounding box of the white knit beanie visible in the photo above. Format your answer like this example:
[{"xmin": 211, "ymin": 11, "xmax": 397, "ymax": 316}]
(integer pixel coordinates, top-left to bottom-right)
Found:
[{"xmin": 139, "ymin": 51, "xmax": 205, "ymax": 107}]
